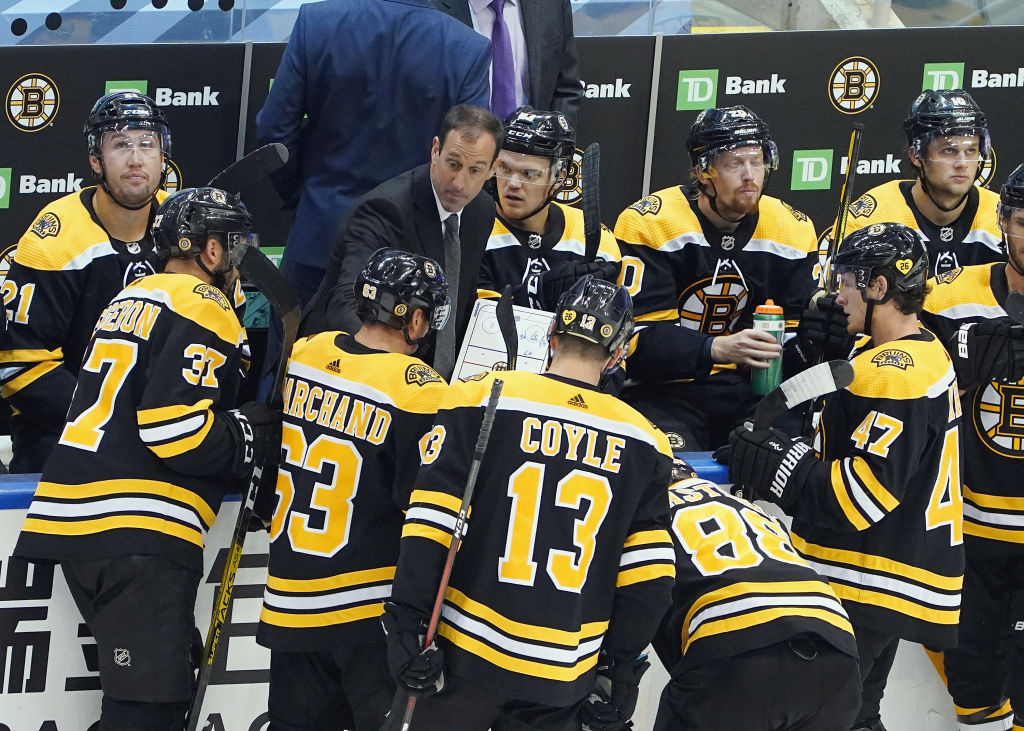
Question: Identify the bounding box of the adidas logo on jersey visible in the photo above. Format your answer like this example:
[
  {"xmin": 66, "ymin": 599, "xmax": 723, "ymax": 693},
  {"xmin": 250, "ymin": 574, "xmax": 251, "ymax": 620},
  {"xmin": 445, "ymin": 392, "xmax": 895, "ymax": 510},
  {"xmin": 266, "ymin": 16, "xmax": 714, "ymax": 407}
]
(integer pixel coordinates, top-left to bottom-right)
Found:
[
  {"xmin": 567, "ymin": 393, "xmax": 588, "ymax": 409},
  {"xmin": 326, "ymin": 358, "xmax": 341, "ymax": 374}
]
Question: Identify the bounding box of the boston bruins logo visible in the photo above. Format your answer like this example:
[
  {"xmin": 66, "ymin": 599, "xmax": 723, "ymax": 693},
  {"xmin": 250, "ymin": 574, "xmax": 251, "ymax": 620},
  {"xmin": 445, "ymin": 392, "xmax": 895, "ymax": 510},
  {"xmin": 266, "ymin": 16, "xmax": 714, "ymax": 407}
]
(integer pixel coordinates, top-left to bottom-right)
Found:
[
  {"xmin": 828, "ymin": 57, "xmax": 880, "ymax": 115},
  {"xmin": 0, "ymin": 243, "xmax": 16, "ymax": 287},
  {"xmin": 976, "ymin": 146, "xmax": 996, "ymax": 189},
  {"xmin": 677, "ymin": 273, "xmax": 748, "ymax": 334},
  {"xmin": 972, "ymin": 382, "xmax": 1024, "ymax": 459},
  {"xmin": 6, "ymin": 73, "xmax": 59, "ymax": 132},
  {"xmin": 162, "ymin": 157, "xmax": 182, "ymax": 193},
  {"xmin": 553, "ymin": 147, "xmax": 583, "ymax": 206}
]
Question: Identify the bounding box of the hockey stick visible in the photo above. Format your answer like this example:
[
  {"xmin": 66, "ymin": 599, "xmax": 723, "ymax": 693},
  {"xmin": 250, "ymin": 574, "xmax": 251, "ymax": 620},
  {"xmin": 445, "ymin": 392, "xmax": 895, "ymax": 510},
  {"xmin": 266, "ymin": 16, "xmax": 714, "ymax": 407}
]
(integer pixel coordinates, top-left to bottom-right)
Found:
[
  {"xmin": 186, "ymin": 243, "xmax": 300, "ymax": 731},
  {"xmin": 753, "ymin": 359, "xmax": 855, "ymax": 430},
  {"xmin": 581, "ymin": 143, "xmax": 601, "ymax": 261},
  {"xmin": 206, "ymin": 142, "xmax": 288, "ymax": 194},
  {"xmin": 821, "ymin": 124, "xmax": 864, "ymax": 291},
  {"xmin": 398, "ymin": 378, "xmax": 504, "ymax": 731},
  {"xmin": 496, "ymin": 285, "xmax": 518, "ymax": 370},
  {"xmin": 1006, "ymin": 290, "xmax": 1024, "ymax": 324}
]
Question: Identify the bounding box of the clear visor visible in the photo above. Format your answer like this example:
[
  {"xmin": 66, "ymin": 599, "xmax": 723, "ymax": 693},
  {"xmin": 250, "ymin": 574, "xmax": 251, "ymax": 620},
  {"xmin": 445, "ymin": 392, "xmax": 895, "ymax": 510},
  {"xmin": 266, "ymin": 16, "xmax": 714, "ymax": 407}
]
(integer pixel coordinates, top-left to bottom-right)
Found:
[
  {"xmin": 431, "ymin": 300, "xmax": 452, "ymax": 331},
  {"xmin": 705, "ymin": 143, "xmax": 778, "ymax": 178},
  {"xmin": 835, "ymin": 266, "xmax": 871, "ymax": 290},
  {"xmin": 495, "ymin": 155, "xmax": 554, "ymax": 186},
  {"xmin": 998, "ymin": 204, "xmax": 1024, "ymax": 237},
  {"xmin": 226, "ymin": 230, "xmax": 259, "ymax": 252},
  {"xmin": 100, "ymin": 126, "xmax": 168, "ymax": 158},
  {"xmin": 921, "ymin": 133, "xmax": 987, "ymax": 163}
]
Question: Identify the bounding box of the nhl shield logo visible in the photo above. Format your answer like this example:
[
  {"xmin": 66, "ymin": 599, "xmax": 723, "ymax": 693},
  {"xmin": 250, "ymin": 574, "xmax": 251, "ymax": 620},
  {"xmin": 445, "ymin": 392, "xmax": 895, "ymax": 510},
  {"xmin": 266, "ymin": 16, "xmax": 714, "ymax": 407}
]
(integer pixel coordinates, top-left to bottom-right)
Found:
[
  {"xmin": 939, "ymin": 227, "xmax": 954, "ymax": 243},
  {"xmin": 113, "ymin": 648, "xmax": 131, "ymax": 667}
]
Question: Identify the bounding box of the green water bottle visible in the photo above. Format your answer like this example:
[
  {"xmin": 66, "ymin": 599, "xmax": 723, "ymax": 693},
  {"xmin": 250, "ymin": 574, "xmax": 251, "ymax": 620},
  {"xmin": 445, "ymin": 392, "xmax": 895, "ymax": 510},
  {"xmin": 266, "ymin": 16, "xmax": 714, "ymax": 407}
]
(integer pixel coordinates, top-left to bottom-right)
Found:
[{"xmin": 751, "ymin": 299, "xmax": 784, "ymax": 395}]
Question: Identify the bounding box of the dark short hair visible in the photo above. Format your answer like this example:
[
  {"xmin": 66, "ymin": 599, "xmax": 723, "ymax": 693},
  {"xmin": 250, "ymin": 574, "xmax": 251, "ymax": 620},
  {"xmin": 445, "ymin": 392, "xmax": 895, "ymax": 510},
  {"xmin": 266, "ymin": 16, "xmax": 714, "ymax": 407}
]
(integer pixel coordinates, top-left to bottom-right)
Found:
[
  {"xmin": 891, "ymin": 281, "xmax": 931, "ymax": 315},
  {"xmin": 439, "ymin": 105, "xmax": 503, "ymax": 162},
  {"xmin": 552, "ymin": 331, "xmax": 614, "ymax": 363}
]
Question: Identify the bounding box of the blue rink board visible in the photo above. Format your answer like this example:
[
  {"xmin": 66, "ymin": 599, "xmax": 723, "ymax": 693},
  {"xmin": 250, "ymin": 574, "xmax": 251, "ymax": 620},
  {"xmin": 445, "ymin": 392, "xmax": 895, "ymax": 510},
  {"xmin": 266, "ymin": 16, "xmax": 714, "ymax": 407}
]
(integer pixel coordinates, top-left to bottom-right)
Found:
[{"xmin": 0, "ymin": 453, "xmax": 728, "ymax": 509}]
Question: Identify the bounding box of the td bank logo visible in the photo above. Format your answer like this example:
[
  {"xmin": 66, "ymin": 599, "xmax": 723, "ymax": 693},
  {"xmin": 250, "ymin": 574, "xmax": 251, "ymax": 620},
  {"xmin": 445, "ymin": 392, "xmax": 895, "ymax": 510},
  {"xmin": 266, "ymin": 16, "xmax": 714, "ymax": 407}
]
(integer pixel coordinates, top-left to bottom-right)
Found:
[
  {"xmin": 677, "ymin": 70, "xmax": 718, "ymax": 110},
  {"xmin": 0, "ymin": 168, "xmax": 10, "ymax": 209},
  {"xmin": 922, "ymin": 63, "xmax": 964, "ymax": 91},
  {"xmin": 791, "ymin": 150, "xmax": 833, "ymax": 191},
  {"xmin": 106, "ymin": 80, "xmax": 148, "ymax": 95}
]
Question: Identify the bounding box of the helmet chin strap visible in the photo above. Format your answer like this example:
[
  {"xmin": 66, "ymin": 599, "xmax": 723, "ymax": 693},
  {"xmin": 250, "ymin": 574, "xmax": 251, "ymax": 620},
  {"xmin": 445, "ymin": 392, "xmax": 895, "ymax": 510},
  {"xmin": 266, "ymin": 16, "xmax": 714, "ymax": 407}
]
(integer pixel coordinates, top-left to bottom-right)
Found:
[{"xmin": 1006, "ymin": 238, "xmax": 1024, "ymax": 278}]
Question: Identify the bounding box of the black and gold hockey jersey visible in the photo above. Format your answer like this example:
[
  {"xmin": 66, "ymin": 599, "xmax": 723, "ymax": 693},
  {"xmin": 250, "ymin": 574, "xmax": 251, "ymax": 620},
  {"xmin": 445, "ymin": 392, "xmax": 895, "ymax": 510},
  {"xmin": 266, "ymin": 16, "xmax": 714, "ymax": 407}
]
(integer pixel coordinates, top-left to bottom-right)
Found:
[
  {"xmin": 920, "ymin": 262, "xmax": 1024, "ymax": 554},
  {"xmin": 14, "ymin": 272, "xmax": 247, "ymax": 571},
  {"xmin": 614, "ymin": 187, "xmax": 817, "ymax": 378},
  {"xmin": 789, "ymin": 330, "xmax": 964, "ymax": 647},
  {"xmin": 478, "ymin": 202, "xmax": 620, "ymax": 308},
  {"xmin": 0, "ymin": 188, "xmax": 168, "ymax": 425},
  {"xmin": 657, "ymin": 476, "xmax": 857, "ymax": 674},
  {"xmin": 257, "ymin": 332, "xmax": 447, "ymax": 651},
  {"xmin": 390, "ymin": 370, "xmax": 675, "ymax": 706},
  {"xmin": 845, "ymin": 181, "xmax": 1002, "ymax": 275}
]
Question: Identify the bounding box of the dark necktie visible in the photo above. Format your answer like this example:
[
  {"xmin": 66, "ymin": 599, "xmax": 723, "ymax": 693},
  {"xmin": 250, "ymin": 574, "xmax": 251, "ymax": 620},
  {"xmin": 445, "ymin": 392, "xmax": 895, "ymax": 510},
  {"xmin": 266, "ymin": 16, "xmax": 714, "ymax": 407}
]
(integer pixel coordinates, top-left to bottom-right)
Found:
[
  {"xmin": 434, "ymin": 214, "xmax": 461, "ymax": 379},
  {"xmin": 489, "ymin": 0, "xmax": 517, "ymax": 119}
]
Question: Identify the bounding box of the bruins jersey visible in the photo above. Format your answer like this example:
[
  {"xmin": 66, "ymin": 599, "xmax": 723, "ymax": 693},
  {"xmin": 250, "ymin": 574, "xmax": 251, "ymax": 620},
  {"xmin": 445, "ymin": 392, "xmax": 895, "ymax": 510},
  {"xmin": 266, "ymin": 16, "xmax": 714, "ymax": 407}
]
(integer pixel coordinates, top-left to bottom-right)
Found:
[
  {"xmin": 390, "ymin": 370, "xmax": 675, "ymax": 706},
  {"xmin": 14, "ymin": 272, "xmax": 247, "ymax": 571},
  {"xmin": 844, "ymin": 181, "xmax": 1002, "ymax": 275},
  {"xmin": 0, "ymin": 188, "xmax": 168, "ymax": 424},
  {"xmin": 789, "ymin": 330, "xmax": 964, "ymax": 647},
  {"xmin": 920, "ymin": 262, "xmax": 1024, "ymax": 554},
  {"xmin": 257, "ymin": 332, "xmax": 447, "ymax": 651},
  {"xmin": 614, "ymin": 187, "xmax": 817, "ymax": 378},
  {"xmin": 657, "ymin": 477, "xmax": 857, "ymax": 674},
  {"xmin": 478, "ymin": 202, "xmax": 620, "ymax": 309}
]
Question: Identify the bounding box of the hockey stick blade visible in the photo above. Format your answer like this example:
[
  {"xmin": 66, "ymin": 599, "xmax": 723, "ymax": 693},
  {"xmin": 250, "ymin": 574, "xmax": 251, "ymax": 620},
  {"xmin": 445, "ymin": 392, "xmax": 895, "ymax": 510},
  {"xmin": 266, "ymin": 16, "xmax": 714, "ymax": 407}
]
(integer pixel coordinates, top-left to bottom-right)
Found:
[
  {"xmin": 581, "ymin": 143, "xmax": 601, "ymax": 261},
  {"xmin": 496, "ymin": 286, "xmax": 518, "ymax": 371},
  {"xmin": 753, "ymin": 360, "xmax": 855, "ymax": 430},
  {"xmin": 1005, "ymin": 290, "xmax": 1024, "ymax": 325},
  {"xmin": 187, "ymin": 244, "xmax": 299, "ymax": 731},
  {"xmin": 207, "ymin": 142, "xmax": 288, "ymax": 194}
]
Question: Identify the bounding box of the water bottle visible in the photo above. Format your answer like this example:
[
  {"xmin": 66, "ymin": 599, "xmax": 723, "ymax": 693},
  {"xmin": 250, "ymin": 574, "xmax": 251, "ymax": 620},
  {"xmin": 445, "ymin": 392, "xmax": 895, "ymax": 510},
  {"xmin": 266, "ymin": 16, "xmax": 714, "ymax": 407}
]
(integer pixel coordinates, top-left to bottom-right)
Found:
[{"xmin": 751, "ymin": 299, "xmax": 784, "ymax": 395}]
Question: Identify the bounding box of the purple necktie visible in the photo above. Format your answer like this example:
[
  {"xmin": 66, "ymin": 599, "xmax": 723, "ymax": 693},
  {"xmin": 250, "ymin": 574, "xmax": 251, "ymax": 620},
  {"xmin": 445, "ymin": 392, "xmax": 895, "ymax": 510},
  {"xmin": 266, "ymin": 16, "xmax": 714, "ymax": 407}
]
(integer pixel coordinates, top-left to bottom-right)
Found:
[{"xmin": 489, "ymin": 0, "xmax": 517, "ymax": 119}]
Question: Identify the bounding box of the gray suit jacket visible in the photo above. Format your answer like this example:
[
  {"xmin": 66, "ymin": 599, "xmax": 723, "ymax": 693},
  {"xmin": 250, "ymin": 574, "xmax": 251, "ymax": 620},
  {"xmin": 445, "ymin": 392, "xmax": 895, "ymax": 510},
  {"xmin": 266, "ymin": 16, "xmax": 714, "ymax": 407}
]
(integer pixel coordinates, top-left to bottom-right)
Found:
[{"xmin": 435, "ymin": 0, "xmax": 582, "ymax": 125}]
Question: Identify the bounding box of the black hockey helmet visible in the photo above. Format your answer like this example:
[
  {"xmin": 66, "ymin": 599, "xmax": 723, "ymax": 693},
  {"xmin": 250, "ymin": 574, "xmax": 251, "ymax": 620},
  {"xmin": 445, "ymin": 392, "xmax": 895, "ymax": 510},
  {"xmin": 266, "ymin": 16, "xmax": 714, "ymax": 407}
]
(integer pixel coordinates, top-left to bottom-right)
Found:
[
  {"xmin": 997, "ymin": 162, "xmax": 1024, "ymax": 235},
  {"xmin": 834, "ymin": 223, "xmax": 928, "ymax": 303},
  {"xmin": 153, "ymin": 187, "xmax": 257, "ymax": 260},
  {"xmin": 686, "ymin": 105, "xmax": 779, "ymax": 172},
  {"xmin": 552, "ymin": 275, "xmax": 634, "ymax": 353},
  {"xmin": 355, "ymin": 248, "xmax": 450, "ymax": 336},
  {"xmin": 671, "ymin": 457, "xmax": 698, "ymax": 482},
  {"xmin": 84, "ymin": 91, "xmax": 171, "ymax": 158},
  {"xmin": 502, "ymin": 106, "xmax": 575, "ymax": 165},
  {"xmin": 903, "ymin": 89, "xmax": 990, "ymax": 159}
]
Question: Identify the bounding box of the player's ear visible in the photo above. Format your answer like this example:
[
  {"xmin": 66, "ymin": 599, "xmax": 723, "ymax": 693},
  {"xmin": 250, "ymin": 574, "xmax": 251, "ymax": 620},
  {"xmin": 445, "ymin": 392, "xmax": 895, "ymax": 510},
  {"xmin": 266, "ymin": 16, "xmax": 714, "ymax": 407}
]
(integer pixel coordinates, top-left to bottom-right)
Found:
[{"xmin": 89, "ymin": 154, "xmax": 102, "ymax": 176}]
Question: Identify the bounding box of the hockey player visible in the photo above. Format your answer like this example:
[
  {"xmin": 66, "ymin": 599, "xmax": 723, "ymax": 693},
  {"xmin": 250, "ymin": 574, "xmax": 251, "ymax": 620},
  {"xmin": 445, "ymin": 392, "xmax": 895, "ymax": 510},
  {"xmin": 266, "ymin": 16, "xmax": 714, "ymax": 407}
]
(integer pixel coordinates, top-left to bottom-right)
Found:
[
  {"xmin": 653, "ymin": 460, "xmax": 860, "ymax": 731},
  {"xmin": 13, "ymin": 188, "xmax": 281, "ymax": 731},
  {"xmin": 384, "ymin": 276, "xmax": 675, "ymax": 730},
  {"xmin": 843, "ymin": 89, "xmax": 1002, "ymax": 277},
  {"xmin": 614, "ymin": 105, "xmax": 818, "ymax": 450},
  {"xmin": 0, "ymin": 91, "xmax": 172, "ymax": 473},
  {"xmin": 726, "ymin": 222, "xmax": 964, "ymax": 731},
  {"xmin": 257, "ymin": 248, "xmax": 450, "ymax": 731},
  {"xmin": 919, "ymin": 164, "xmax": 1024, "ymax": 731},
  {"xmin": 479, "ymin": 106, "xmax": 620, "ymax": 310}
]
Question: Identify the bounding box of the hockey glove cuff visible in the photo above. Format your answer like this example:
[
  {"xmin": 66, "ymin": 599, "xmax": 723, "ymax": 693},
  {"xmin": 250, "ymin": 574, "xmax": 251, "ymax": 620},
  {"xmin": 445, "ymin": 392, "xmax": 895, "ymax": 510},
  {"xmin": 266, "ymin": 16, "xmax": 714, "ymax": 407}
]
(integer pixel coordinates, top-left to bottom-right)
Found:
[
  {"xmin": 224, "ymin": 402, "xmax": 282, "ymax": 478},
  {"xmin": 728, "ymin": 426, "xmax": 818, "ymax": 510},
  {"xmin": 382, "ymin": 602, "xmax": 445, "ymax": 697},
  {"xmin": 579, "ymin": 653, "xmax": 650, "ymax": 731}
]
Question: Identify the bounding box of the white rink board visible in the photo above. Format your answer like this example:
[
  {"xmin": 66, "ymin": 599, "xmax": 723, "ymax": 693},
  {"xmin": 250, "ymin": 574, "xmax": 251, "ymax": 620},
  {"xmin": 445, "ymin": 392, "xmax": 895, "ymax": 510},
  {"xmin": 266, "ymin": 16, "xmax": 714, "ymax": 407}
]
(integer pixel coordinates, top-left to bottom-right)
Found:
[{"xmin": 1, "ymin": 501, "xmax": 960, "ymax": 731}]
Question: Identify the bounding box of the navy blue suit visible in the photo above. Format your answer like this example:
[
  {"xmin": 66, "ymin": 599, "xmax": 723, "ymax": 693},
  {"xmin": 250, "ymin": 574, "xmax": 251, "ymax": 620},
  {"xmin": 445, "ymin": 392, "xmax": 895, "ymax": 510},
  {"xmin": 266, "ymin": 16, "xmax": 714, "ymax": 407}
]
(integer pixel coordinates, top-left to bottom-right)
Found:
[{"xmin": 256, "ymin": 0, "xmax": 491, "ymax": 286}]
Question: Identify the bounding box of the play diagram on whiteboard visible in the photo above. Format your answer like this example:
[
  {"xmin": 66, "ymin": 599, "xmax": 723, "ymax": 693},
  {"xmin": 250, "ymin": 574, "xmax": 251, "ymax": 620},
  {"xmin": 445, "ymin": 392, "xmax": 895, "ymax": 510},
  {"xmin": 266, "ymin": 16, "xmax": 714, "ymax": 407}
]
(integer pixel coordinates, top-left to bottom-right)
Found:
[{"xmin": 453, "ymin": 299, "xmax": 554, "ymax": 381}]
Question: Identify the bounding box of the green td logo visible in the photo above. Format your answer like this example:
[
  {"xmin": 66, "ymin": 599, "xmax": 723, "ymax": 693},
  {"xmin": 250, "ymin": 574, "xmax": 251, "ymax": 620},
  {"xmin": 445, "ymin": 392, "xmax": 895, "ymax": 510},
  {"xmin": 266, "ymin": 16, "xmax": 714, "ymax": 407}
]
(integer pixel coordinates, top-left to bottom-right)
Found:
[
  {"xmin": 921, "ymin": 63, "xmax": 964, "ymax": 91},
  {"xmin": 105, "ymin": 80, "xmax": 149, "ymax": 95},
  {"xmin": 0, "ymin": 168, "xmax": 10, "ymax": 209},
  {"xmin": 791, "ymin": 150, "xmax": 833, "ymax": 190},
  {"xmin": 676, "ymin": 70, "xmax": 718, "ymax": 110}
]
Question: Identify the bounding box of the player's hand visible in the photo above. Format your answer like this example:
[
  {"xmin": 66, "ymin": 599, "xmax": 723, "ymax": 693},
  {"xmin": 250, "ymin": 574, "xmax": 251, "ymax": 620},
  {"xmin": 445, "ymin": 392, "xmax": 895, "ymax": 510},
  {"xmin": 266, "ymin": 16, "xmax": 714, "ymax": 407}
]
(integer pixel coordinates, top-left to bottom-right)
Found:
[
  {"xmin": 579, "ymin": 654, "xmax": 650, "ymax": 731},
  {"xmin": 728, "ymin": 426, "xmax": 816, "ymax": 509},
  {"xmin": 537, "ymin": 260, "xmax": 622, "ymax": 311},
  {"xmin": 382, "ymin": 603, "xmax": 445, "ymax": 697},
  {"xmin": 950, "ymin": 319, "xmax": 1024, "ymax": 388},
  {"xmin": 710, "ymin": 328, "xmax": 782, "ymax": 368},
  {"xmin": 225, "ymin": 402, "xmax": 283, "ymax": 478}
]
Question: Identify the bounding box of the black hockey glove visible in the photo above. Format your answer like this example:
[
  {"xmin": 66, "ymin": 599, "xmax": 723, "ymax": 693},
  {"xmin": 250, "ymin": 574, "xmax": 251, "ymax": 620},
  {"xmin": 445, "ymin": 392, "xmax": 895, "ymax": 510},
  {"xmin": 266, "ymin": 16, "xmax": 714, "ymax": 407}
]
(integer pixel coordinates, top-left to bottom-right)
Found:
[
  {"xmin": 728, "ymin": 426, "xmax": 817, "ymax": 510},
  {"xmin": 950, "ymin": 320, "xmax": 1024, "ymax": 389},
  {"xmin": 224, "ymin": 402, "xmax": 282, "ymax": 479},
  {"xmin": 537, "ymin": 260, "xmax": 622, "ymax": 311},
  {"xmin": 579, "ymin": 654, "xmax": 650, "ymax": 731},
  {"xmin": 382, "ymin": 602, "xmax": 445, "ymax": 697},
  {"xmin": 785, "ymin": 293, "xmax": 854, "ymax": 375}
]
